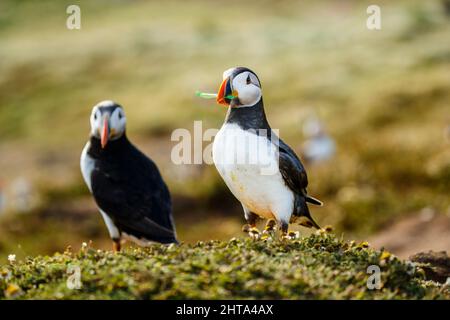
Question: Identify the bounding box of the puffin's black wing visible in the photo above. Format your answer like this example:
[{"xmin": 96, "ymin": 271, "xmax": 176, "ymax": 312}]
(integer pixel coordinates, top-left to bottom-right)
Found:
[
  {"xmin": 277, "ymin": 138, "xmax": 309, "ymax": 193},
  {"xmin": 91, "ymin": 141, "xmax": 177, "ymax": 244},
  {"xmin": 275, "ymin": 137, "xmax": 322, "ymax": 228}
]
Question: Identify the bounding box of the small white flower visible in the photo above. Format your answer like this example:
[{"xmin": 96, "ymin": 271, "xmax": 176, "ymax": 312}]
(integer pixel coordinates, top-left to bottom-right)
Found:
[
  {"xmin": 7, "ymin": 254, "xmax": 16, "ymax": 263},
  {"xmin": 81, "ymin": 242, "xmax": 88, "ymax": 249}
]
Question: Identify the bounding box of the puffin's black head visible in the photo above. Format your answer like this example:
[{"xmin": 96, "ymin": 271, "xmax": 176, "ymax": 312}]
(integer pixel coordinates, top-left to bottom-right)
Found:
[
  {"xmin": 216, "ymin": 67, "xmax": 262, "ymax": 108},
  {"xmin": 90, "ymin": 100, "xmax": 126, "ymax": 148}
]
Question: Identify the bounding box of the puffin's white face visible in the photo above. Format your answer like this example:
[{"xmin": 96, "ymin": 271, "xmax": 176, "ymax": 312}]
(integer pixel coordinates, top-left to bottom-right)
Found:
[
  {"xmin": 217, "ymin": 67, "xmax": 262, "ymax": 108},
  {"xmin": 230, "ymin": 71, "xmax": 261, "ymax": 107},
  {"xmin": 90, "ymin": 100, "xmax": 126, "ymax": 148}
]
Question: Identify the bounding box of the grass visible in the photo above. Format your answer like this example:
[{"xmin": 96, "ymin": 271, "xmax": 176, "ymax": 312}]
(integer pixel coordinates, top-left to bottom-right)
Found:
[
  {"xmin": 0, "ymin": 0, "xmax": 449, "ymax": 258},
  {"xmin": 0, "ymin": 233, "xmax": 448, "ymax": 299}
]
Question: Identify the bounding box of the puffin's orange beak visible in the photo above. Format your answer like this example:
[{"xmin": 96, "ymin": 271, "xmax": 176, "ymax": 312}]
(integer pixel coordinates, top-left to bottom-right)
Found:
[
  {"xmin": 101, "ymin": 116, "xmax": 109, "ymax": 149},
  {"xmin": 216, "ymin": 77, "xmax": 230, "ymax": 106}
]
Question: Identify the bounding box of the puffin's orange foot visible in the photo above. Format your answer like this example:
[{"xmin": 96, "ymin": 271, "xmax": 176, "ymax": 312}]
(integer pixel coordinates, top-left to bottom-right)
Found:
[{"xmin": 112, "ymin": 239, "xmax": 121, "ymax": 252}]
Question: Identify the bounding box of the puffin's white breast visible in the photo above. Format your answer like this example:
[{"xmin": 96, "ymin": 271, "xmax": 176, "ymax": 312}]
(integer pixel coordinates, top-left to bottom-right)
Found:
[
  {"xmin": 80, "ymin": 142, "xmax": 94, "ymax": 192},
  {"xmin": 212, "ymin": 123, "xmax": 293, "ymax": 221}
]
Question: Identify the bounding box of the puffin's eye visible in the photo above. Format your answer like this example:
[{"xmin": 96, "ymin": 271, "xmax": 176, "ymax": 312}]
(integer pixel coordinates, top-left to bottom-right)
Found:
[
  {"xmin": 94, "ymin": 113, "xmax": 98, "ymax": 120},
  {"xmin": 118, "ymin": 112, "xmax": 122, "ymax": 120},
  {"xmin": 246, "ymin": 74, "xmax": 251, "ymax": 85}
]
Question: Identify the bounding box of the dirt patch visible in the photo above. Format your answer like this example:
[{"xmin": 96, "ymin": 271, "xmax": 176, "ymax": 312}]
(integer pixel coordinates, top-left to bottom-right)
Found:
[
  {"xmin": 369, "ymin": 211, "xmax": 450, "ymax": 259},
  {"xmin": 410, "ymin": 251, "xmax": 450, "ymax": 283}
]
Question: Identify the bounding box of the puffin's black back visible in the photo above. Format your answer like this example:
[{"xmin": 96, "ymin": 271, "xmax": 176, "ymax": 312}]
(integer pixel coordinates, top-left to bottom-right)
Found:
[{"xmin": 88, "ymin": 135, "xmax": 177, "ymax": 244}]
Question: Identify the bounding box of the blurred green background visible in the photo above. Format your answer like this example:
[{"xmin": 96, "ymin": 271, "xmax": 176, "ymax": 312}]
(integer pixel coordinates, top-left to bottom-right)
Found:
[{"xmin": 0, "ymin": 0, "xmax": 449, "ymax": 262}]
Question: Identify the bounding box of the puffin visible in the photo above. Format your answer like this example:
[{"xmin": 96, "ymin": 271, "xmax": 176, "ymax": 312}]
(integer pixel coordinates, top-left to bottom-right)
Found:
[
  {"xmin": 80, "ymin": 100, "xmax": 177, "ymax": 251},
  {"xmin": 212, "ymin": 67, "xmax": 323, "ymax": 239}
]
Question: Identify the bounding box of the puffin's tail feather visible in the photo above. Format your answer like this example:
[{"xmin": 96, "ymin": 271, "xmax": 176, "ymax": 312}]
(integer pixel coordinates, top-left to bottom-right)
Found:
[{"xmin": 305, "ymin": 195, "xmax": 323, "ymax": 206}]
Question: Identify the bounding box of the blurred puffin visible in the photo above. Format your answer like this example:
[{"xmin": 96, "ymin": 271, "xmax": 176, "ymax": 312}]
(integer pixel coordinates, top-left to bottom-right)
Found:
[
  {"xmin": 212, "ymin": 67, "xmax": 323, "ymax": 239},
  {"xmin": 80, "ymin": 100, "xmax": 177, "ymax": 251}
]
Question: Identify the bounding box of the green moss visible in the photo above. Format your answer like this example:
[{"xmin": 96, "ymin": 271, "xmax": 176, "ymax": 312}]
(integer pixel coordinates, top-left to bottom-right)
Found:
[
  {"xmin": 0, "ymin": 234, "xmax": 448, "ymax": 300},
  {"xmin": 0, "ymin": 0, "xmax": 449, "ymax": 259}
]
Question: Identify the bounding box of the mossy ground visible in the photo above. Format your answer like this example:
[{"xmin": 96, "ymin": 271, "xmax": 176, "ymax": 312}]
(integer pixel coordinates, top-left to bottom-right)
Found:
[
  {"xmin": 1, "ymin": 233, "xmax": 448, "ymax": 300},
  {"xmin": 0, "ymin": 0, "xmax": 449, "ymax": 259}
]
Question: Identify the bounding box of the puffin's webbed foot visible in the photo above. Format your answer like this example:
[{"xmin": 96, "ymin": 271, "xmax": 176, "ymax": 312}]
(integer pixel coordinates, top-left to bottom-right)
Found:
[{"xmin": 112, "ymin": 239, "xmax": 121, "ymax": 252}]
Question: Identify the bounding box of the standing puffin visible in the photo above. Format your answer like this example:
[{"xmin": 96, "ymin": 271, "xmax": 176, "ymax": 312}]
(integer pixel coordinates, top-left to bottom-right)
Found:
[
  {"xmin": 212, "ymin": 67, "xmax": 323, "ymax": 239},
  {"xmin": 80, "ymin": 100, "xmax": 177, "ymax": 251}
]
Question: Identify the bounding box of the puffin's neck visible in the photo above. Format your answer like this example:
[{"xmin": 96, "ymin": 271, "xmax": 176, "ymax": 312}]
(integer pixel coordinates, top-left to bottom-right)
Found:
[
  {"xmin": 88, "ymin": 133, "xmax": 130, "ymax": 158},
  {"xmin": 224, "ymin": 98, "xmax": 271, "ymax": 131}
]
